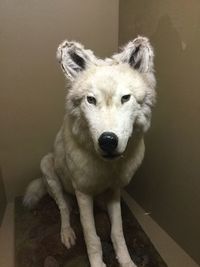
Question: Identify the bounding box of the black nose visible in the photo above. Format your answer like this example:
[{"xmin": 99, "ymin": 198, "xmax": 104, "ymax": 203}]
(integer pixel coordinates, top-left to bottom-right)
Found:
[{"xmin": 98, "ymin": 132, "xmax": 118, "ymax": 154}]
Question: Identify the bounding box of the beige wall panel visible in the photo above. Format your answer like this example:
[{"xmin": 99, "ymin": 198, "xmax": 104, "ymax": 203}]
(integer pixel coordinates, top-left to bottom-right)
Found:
[{"xmin": 0, "ymin": 0, "xmax": 119, "ymax": 200}]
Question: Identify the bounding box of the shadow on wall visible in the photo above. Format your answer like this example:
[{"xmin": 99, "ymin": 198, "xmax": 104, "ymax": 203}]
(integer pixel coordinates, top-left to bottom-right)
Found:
[{"xmin": 127, "ymin": 14, "xmax": 200, "ymax": 264}]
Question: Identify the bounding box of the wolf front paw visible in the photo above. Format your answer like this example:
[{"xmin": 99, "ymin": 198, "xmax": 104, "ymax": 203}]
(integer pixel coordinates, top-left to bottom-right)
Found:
[
  {"xmin": 61, "ymin": 226, "xmax": 76, "ymax": 249},
  {"xmin": 90, "ymin": 256, "xmax": 107, "ymax": 267},
  {"xmin": 91, "ymin": 262, "xmax": 106, "ymax": 267},
  {"xmin": 120, "ymin": 261, "xmax": 137, "ymax": 267}
]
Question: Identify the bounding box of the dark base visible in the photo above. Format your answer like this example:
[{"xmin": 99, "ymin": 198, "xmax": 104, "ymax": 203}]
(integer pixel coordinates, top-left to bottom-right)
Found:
[{"xmin": 15, "ymin": 195, "xmax": 167, "ymax": 267}]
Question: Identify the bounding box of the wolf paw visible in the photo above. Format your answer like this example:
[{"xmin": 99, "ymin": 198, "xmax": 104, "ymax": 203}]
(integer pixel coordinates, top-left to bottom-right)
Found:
[
  {"xmin": 91, "ymin": 262, "xmax": 106, "ymax": 267},
  {"xmin": 120, "ymin": 261, "xmax": 137, "ymax": 267},
  {"xmin": 90, "ymin": 257, "xmax": 106, "ymax": 267},
  {"xmin": 61, "ymin": 226, "xmax": 76, "ymax": 249}
]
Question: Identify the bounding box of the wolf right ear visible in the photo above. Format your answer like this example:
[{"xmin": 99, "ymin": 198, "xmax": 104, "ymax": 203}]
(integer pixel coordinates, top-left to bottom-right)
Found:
[
  {"xmin": 57, "ymin": 40, "xmax": 96, "ymax": 80},
  {"xmin": 113, "ymin": 36, "xmax": 154, "ymax": 73}
]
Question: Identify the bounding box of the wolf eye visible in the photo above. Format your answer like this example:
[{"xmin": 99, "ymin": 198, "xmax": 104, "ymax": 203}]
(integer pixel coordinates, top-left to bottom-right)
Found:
[
  {"xmin": 87, "ymin": 96, "xmax": 96, "ymax": 105},
  {"xmin": 121, "ymin": 94, "xmax": 131, "ymax": 104}
]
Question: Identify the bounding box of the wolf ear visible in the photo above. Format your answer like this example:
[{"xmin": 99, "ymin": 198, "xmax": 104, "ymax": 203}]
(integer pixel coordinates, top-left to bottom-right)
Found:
[
  {"xmin": 57, "ymin": 40, "xmax": 96, "ymax": 80},
  {"xmin": 113, "ymin": 36, "xmax": 154, "ymax": 73}
]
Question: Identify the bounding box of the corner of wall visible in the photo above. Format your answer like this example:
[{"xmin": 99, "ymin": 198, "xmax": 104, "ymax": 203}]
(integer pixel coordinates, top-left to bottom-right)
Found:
[{"xmin": 0, "ymin": 166, "xmax": 7, "ymax": 226}]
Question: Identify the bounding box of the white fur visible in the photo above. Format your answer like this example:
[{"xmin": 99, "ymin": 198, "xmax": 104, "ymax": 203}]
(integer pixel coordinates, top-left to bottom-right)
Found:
[
  {"xmin": 23, "ymin": 178, "xmax": 46, "ymax": 208},
  {"xmin": 24, "ymin": 36, "xmax": 156, "ymax": 267}
]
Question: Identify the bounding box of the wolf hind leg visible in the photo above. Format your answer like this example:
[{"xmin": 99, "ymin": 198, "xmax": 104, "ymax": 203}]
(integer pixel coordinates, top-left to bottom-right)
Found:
[{"xmin": 41, "ymin": 153, "xmax": 76, "ymax": 249}]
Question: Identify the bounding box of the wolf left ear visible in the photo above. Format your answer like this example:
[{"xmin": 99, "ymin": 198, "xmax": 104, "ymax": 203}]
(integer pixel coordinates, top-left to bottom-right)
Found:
[
  {"xmin": 57, "ymin": 40, "xmax": 96, "ymax": 80},
  {"xmin": 113, "ymin": 36, "xmax": 154, "ymax": 73}
]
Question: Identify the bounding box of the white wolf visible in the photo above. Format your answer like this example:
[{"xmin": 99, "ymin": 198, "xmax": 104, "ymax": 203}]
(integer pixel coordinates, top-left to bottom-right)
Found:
[{"xmin": 24, "ymin": 36, "xmax": 156, "ymax": 267}]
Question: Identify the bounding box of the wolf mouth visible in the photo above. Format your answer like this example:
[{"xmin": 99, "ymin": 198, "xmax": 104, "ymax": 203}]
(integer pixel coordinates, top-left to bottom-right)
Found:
[{"xmin": 102, "ymin": 153, "xmax": 121, "ymax": 160}]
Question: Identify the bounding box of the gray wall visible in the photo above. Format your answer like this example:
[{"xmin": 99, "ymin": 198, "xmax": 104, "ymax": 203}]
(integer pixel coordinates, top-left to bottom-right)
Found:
[
  {"xmin": 0, "ymin": 167, "xmax": 7, "ymax": 225},
  {"xmin": 0, "ymin": 0, "xmax": 119, "ymax": 201},
  {"xmin": 119, "ymin": 0, "xmax": 200, "ymax": 264}
]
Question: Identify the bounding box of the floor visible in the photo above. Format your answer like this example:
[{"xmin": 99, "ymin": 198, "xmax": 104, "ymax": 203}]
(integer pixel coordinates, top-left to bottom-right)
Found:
[{"xmin": 0, "ymin": 192, "xmax": 199, "ymax": 267}]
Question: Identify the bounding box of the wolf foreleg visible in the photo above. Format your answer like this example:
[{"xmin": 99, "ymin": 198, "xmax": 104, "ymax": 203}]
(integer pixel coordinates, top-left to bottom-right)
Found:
[
  {"xmin": 75, "ymin": 190, "xmax": 106, "ymax": 267},
  {"xmin": 107, "ymin": 189, "xmax": 136, "ymax": 267},
  {"xmin": 41, "ymin": 153, "xmax": 76, "ymax": 249}
]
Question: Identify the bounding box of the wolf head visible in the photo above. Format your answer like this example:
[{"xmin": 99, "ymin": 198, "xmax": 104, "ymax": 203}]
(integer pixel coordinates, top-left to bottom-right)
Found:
[{"xmin": 57, "ymin": 37, "xmax": 156, "ymax": 160}]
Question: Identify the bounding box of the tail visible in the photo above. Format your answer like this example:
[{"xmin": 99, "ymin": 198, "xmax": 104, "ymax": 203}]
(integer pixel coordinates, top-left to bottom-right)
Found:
[{"xmin": 23, "ymin": 178, "xmax": 47, "ymax": 208}]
